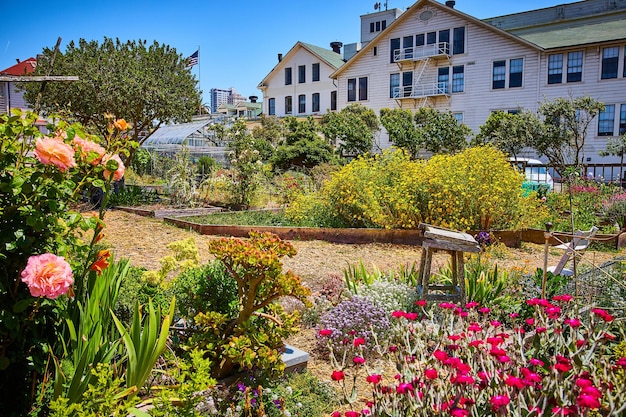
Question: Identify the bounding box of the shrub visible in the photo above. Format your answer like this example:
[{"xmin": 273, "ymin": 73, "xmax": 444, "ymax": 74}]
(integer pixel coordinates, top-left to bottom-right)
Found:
[
  {"xmin": 186, "ymin": 232, "xmax": 311, "ymax": 380},
  {"xmin": 416, "ymin": 146, "xmax": 546, "ymax": 231}
]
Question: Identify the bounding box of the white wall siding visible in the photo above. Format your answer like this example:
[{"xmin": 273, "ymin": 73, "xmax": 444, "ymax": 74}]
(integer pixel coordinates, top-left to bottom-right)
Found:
[{"xmin": 260, "ymin": 45, "xmax": 340, "ymax": 117}]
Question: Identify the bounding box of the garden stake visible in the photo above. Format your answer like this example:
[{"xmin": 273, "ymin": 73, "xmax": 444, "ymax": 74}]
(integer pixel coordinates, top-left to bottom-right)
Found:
[{"xmin": 542, "ymin": 222, "xmax": 553, "ymax": 299}]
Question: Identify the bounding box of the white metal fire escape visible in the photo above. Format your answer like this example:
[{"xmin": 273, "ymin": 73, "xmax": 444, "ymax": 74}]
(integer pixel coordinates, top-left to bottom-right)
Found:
[{"xmin": 392, "ymin": 42, "xmax": 451, "ymax": 108}]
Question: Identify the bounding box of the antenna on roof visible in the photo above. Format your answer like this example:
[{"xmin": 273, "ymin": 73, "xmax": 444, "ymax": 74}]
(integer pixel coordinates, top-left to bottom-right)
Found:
[
  {"xmin": 374, "ymin": 2, "xmax": 381, "ymax": 10},
  {"xmin": 384, "ymin": 0, "xmax": 388, "ymax": 10}
]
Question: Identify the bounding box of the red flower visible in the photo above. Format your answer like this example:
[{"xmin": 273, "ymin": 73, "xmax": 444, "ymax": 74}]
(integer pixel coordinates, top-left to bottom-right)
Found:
[
  {"xmin": 404, "ymin": 312, "xmax": 418, "ymax": 321},
  {"xmin": 89, "ymin": 249, "xmax": 111, "ymax": 275},
  {"xmin": 615, "ymin": 357, "xmax": 626, "ymax": 369},
  {"xmin": 353, "ymin": 337, "xmax": 366, "ymax": 347},
  {"xmin": 467, "ymin": 322, "xmax": 482, "ymax": 332},
  {"xmin": 450, "ymin": 409, "xmax": 469, "ymax": 417},
  {"xmin": 396, "ymin": 382, "xmax": 414, "ymax": 394},
  {"xmin": 366, "ymin": 374, "xmax": 382, "ymax": 384},
  {"xmin": 331, "ymin": 370, "xmax": 345, "ymax": 381},
  {"xmin": 424, "ymin": 368, "xmax": 438, "ymax": 379},
  {"xmin": 479, "ymin": 307, "xmax": 491, "ymax": 314},
  {"xmin": 553, "ymin": 294, "xmax": 573, "ymax": 302},
  {"xmin": 345, "ymin": 411, "xmax": 360, "ymax": 417},
  {"xmin": 433, "ymin": 350, "xmax": 448, "ymax": 362},
  {"xmin": 576, "ymin": 393, "xmax": 601, "ymax": 408},
  {"xmin": 318, "ymin": 329, "xmax": 333, "ymax": 337},
  {"xmin": 529, "ymin": 358, "xmax": 544, "ymax": 367},
  {"xmin": 353, "ymin": 356, "xmax": 365, "ymax": 365},
  {"xmin": 505, "ymin": 375, "xmax": 525, "ymax": 389},
  {"xmin": 489, "ymin": 395, "xmax": 510, "ymax": 410},
  {"xmin": 415, "ymin": 299, "xmax": 427, "ymax": 307},
  {"xmin": 465, "ymin": 301, "xmax": 479, "ymax": 309},
  {"xmin": 564, "ymin": 317, "xmax": 582, "ymax": 328},
  {"xmin": 591, "ymin": 308, "xmax": 614, "ymax": 322}
]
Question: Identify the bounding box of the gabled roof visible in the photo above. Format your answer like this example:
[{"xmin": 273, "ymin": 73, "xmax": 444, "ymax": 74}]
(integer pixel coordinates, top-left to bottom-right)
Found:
[
  {"xmin": 0, "ymin": 58, "xmax": 37, "ymax": 76},
  {"xmin": 143, "ymin": 119, "xmax": 213, "ymax": 146},
  {"xmin": 517, "ymin": 19, "xmax": 626, "ymax": 49},
  {"xmin": 331, "ymin": 0, "xmax": 543, "ymax": 79},
  {"xmin": 257, "ymin": 41, "xmax": 345, "ymax": 89}
]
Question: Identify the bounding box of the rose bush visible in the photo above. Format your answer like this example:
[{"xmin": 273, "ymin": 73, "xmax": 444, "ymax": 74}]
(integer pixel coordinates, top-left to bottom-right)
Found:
[{"xmin": 0, "ymin": 110, "xmax": 132, "ymax": 414}]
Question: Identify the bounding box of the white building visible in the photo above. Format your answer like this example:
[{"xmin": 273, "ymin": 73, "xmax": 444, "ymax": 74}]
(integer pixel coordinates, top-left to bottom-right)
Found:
[
  {"xmin": 257, "ymin": 41, "xmax": 346, "ymax": 117},
  {"xmin": 329, "ymin": 0, "xmax": 626, "ymax": 168}
]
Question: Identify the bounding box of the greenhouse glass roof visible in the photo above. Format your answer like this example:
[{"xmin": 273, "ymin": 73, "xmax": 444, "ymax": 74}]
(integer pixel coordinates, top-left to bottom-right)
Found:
[{"xmin": 143, "ymin": 119, "xmax": 213, "ymax": 146}]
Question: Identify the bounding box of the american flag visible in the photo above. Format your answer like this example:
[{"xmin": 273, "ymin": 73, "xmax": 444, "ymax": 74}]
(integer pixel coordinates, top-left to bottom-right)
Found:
[{"xmin": 186, "ymin": 50, "xmax": 199, "ymax": 67}]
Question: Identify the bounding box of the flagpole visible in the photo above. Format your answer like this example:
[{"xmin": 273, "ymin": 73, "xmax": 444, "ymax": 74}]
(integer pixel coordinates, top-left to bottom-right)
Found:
[{"xmin": 197, "ymin": 45, "xmax": 201, "ymax": 114}]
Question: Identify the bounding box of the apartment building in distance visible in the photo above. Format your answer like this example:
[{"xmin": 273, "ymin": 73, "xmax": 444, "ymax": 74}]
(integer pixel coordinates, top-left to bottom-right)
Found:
[{"xmin": 210, "ymin": 87, "xmax": 247, "ymax": 114}]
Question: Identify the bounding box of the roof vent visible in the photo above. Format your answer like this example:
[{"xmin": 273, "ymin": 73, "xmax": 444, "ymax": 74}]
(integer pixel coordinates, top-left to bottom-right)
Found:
[
  {"xmin": 330, "ymin": 41, "xmax": 343, "ymax": 54},
  {"xmin": 278, "ymin": 53, "xmax": 283, "ymax": 62},
  {"xmin": 249, "ymin": 96, "xmax": 258, "ymax": 103},
  {"xmin": 445, "ymin": 1, "xmax": 455, "ymax": 8}
]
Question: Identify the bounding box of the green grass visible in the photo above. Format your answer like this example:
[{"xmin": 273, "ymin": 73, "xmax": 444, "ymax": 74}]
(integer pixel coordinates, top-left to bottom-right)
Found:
[{"xmin": 180, "ymin": 209, "xmax": 299, "ymax": 227}]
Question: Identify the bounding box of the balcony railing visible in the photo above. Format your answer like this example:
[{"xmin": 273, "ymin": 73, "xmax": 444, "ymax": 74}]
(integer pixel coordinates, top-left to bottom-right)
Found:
[
  {"xmin": 394, "ymin": 42, "xmax": 450, "ymax": 62},
  {"xmin": 392, "ymin": 82, "xmax": 449, "ymax": 99}
]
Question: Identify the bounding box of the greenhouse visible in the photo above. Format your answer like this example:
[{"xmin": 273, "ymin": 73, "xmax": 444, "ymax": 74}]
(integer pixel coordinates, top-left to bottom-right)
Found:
[{"xmin": 141, "ymin": 115, "xmax": 231, "ymax": 162}]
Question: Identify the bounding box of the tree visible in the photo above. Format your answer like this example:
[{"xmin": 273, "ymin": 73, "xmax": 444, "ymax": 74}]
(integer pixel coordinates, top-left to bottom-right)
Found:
[
  {"xmin": 474, "ymin": 110, "xmax": 545, "ymax": 160},
  {"xmin": 534, "ymin": 96, "xmax": 604, "ymax": 176},
  {"xmin": 380, "ymin": 108, "xmax": 422, "ymax": 158},
  {"xmin": 225, "ymin": 120, "xmax": 264, "ymax": 209},
  {"xmin": 320, "ymin": 103, "xmax": 379, "ymax": 157},
  {"xmin": 271, "ymin": 116, "xmax": 335, "ymax": 171},
  {"xmin": 22, "ymin": 37, "xmax": 201, "ymax": 164},
  {"xmin": 414, "ymin": 107, "xmax": 472, "ymax": 155}
]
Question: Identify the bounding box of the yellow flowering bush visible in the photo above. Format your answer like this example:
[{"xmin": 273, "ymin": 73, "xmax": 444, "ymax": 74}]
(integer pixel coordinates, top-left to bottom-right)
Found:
[
  {"xmin": 416, "ymin": 146, "xmax": 547, "ymax": 231},
  {"xmin": 286, "ymin": 146, "xmax": 545, "ymax": 231}
]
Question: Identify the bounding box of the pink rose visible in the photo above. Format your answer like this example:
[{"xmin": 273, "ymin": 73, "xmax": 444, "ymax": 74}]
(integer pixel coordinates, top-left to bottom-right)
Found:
[
  {"xmin": 34, "ymin": 137, "xmax": 77, "ymax": 172},
  {"xmin": 72, "ymin": 137, "xmax": 106, "ymax": 165},
  {"xmin": 102, "ymin": 154, "xmax": 125, "ymax": 181},
  {"xmin": 20, "ymin": 253, "xmax": 74, "ymax": 299}
]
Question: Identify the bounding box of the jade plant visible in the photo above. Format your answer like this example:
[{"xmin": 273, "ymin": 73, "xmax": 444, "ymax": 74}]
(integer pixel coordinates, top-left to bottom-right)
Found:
[{"xmin": 188, "ymin": 231, "xmax": 311, "ymax": 379}]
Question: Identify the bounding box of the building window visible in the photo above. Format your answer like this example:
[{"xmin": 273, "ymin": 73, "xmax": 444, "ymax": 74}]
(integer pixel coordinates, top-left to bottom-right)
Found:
[
  {"xmin": 373, "ymin": 46, "xmax": 377, "ymax": 56},
  {"xmin": 493, "ymin": 61, "xmax": 506, "ymax": 89},
  {"xmin": 382, "ymin": 20, "xmax": 387, "ymax": 30},
  {"xmin": 453, "ymin": 113, "xmax": 464, "ymax": 124},
  {"xmin": 359, "ymin": 77, "xmax": 368, "ymax": 101},
  {"xmin": 298, "ymin": 65, "xmax": 306, "ymax": 83},
  {"xmin": 298, "ymin": 94, "xmax": 306, "ymax": 113},
  {"xmin": 370, "ymin": 22, "xmax": 375, "ymax": 32},
  {"xmin": 268, "ymin": 98, "xmax": 275, "ymax": 115},
  {"xmin": 427, "ymin": 31, "xmax": 437, "ymax": 45},
  {"xmin": 509, "ymin": 58, "xmax": 523, "ymax": 88},
  {"xmin": 285, "ymin": 67, "xmax": 292, "ymax": 85},
  {"xmin": 624, "ymin": 46, "xmax": 626, "ymax": 77},
  {"xmin": 403, "ymin": 36, "xmax": 414, "ymax": 59},
  {"xmin": 390, "ymin": 38, "xmax": 400, "ymax": 63},
  {"xmin": 452, "ymin": 65, "xmax": 464, "ymax": 92},
  {"xmin": 567, "ymin": 51, "xmax": 583, "ymax": 82},
  {"xmin": 285, "ymin": 96, "xmax": 292, "ymax": 114},
  {"xmin": 390, "ymin": 73, "xmax": 399, "ymax": 98},
  {"xmin": 331, "ymin": 91, "xmax": 337, "ymax": 111},
  {"xmin": 598, "ymin": 104, "xmax": 615, "ymax": 136},
  {"xmin": 402, "ymin": 71, "xmax": 413, "ymax": 97},
  {"xmin": 601, "ymin": 47, "xmax": 619, "ymax": 79},
  {"xmin": 376, "ymin": 21, "xmax": 381, "ymax": 31},
  {"xmin": 438, "ymin": 67, "xmax": 450, "ymax": 94},
  {"xmin": 416, "ymin": 34, "xmax": 425, "ymax": 47},
  {"xmin": 439, "ymin": 29, "xmax": 450, "ymax": 54},
  {"xmin": 312, "ymin": 63, "xmax": 320, "ymax": 82},
  {"xmin": 452, "ymin": 27, "xmax": 465, "ymax": 54},
  {"xmin": 548, "ymin": 54, "xmax": 563, "ymax": 84},
  {"xmin": 312, "ymin": 93, "xmax": 320, "ymax": 112},
  {"xmin": 620, "ymin": 104, "xmax": 626, "ymax": 135},
  {"xmin": 348, "ymin": 78, "xmax": 357, "ymax": 102}
]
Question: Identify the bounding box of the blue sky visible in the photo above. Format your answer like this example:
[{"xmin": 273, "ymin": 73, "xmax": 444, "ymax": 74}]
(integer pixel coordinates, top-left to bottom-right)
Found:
[{"xmin": 1, "ymin": 0, "xmax": 567, "ymax": 105}]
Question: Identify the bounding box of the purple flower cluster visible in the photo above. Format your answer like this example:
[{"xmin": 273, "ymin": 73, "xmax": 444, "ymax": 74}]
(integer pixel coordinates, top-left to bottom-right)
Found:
[{"xmin": 317, "ymin": 296, "xmax": 390, "ymax": 356}]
